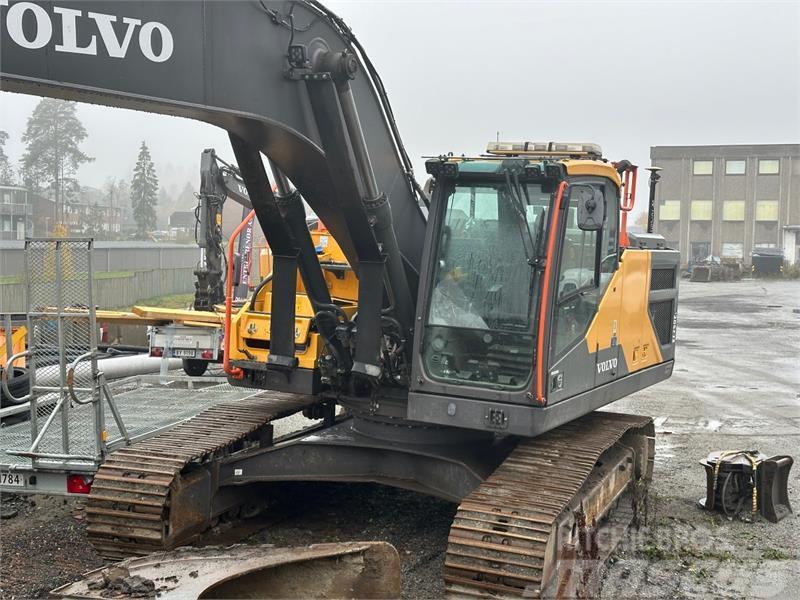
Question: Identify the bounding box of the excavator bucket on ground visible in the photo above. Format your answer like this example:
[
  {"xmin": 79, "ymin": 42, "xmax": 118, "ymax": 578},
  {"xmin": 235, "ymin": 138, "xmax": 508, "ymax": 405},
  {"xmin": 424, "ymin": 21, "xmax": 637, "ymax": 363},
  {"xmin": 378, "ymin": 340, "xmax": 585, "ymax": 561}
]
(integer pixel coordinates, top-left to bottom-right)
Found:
[
  {"xmin": 50, "ymin": 542, "xmax": 401, "ymax": 599},
  {"xmin": 699, "ymin": 451, "xmax": 793, "ymax": 523}
]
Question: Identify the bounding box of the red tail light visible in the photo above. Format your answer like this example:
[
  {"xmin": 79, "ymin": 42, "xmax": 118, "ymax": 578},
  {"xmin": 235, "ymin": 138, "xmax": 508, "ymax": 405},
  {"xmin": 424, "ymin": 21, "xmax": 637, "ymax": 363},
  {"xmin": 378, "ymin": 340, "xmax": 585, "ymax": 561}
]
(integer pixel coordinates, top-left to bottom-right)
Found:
[
  {"xmin": 150, "ymin": 347, "xmax": 163, "ymax": 357},
  {"xmin": 67, "ymin": 474, "xmax": 93, "ymax": 494},
  {"xmin": 201, "ymin": 350, "xmax": 213, "ymax": 359}
]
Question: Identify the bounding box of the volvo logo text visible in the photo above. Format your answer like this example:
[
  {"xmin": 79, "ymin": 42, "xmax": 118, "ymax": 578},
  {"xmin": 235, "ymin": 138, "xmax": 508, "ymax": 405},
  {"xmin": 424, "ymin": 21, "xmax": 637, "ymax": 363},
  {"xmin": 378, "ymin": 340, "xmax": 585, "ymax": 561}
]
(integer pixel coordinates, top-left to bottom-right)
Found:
[
  {"xmin": 597, "ymin": 357, "xmax": 617, "ymax": 374},
  {"xmin": 0, "ymin": 1, "xmax": 174, "ymax": 63}
]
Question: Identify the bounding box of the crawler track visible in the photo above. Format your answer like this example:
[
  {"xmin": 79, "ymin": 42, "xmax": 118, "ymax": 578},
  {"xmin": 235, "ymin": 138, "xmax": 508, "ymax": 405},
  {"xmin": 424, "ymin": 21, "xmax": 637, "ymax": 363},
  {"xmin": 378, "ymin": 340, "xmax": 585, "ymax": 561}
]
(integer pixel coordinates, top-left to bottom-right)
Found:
[
  {"xmin": 86, "ymin": 391, "xmax": 316, "ymax": 559},
  {"xmin": 444, "ymin": 412, "xmax": 654, "ymax": 598}
]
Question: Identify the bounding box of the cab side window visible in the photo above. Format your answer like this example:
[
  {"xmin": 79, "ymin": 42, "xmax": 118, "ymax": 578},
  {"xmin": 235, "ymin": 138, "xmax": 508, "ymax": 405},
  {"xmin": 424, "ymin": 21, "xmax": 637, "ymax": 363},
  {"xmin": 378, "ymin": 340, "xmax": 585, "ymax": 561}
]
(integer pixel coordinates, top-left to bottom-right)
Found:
[
  {"xmin": 551, "ymin": 185, "xmax": 610, "ymax": 357},
  {"xmin": 599, "ymin": 187, "xmax": 619, "ymax": 288}
]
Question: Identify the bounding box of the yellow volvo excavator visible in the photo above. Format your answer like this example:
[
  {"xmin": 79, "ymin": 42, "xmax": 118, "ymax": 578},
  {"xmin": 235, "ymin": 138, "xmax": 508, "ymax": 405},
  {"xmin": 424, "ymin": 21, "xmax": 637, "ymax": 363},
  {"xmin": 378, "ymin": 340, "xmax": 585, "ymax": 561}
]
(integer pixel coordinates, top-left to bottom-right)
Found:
[{"xmin": 1, "ymin": 1, "xmax": 679, "ymax": 596}]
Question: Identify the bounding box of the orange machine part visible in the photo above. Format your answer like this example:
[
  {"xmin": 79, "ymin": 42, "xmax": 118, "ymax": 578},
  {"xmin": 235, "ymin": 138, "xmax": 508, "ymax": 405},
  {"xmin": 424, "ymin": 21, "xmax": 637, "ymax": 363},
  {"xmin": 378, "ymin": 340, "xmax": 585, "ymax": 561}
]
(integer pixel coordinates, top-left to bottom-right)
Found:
[{"xmin": 535, "ymin": 181, "xmax": 568, "ymax": 404}]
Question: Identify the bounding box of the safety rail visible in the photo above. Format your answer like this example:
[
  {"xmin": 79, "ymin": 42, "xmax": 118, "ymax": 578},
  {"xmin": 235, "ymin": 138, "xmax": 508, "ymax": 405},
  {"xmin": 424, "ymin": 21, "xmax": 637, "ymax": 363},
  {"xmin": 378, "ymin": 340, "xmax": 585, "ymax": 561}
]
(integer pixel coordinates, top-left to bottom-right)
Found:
[{"xmin": 0, "ymin": 239, "xmax": 122, "ymax": 469}]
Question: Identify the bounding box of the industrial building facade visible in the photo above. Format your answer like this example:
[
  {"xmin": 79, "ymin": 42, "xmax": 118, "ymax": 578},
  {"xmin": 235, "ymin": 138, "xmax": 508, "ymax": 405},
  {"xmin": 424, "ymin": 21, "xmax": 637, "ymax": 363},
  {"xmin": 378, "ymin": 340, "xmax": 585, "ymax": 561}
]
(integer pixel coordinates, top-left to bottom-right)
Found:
[{"xmin": 650, "ymin": 144, "xmax": 800, "ymax": 267}]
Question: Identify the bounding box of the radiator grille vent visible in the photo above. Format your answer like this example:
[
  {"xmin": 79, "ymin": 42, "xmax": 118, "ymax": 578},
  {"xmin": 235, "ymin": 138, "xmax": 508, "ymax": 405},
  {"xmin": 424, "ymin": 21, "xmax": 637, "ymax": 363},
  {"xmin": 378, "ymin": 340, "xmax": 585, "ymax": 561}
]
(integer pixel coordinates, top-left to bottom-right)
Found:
[
  {"xmin": 651, "ymin": 268, "xmax": 676, "ymax": 290},
  {"xmin": 649, "ymin": 300, "xmax": 674, "ymax": 345}
]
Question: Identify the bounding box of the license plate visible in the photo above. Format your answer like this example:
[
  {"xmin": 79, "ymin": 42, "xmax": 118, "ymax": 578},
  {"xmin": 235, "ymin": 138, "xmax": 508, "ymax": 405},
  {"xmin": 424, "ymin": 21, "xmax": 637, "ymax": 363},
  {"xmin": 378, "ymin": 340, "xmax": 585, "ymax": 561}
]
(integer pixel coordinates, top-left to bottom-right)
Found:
[
  {"xmin": 173, "ymin": 349, "xmax": 196, "ymax": 358},
  {"xmin": 0, "ymin": 471, "xmax": 24, "ymax": 487}
]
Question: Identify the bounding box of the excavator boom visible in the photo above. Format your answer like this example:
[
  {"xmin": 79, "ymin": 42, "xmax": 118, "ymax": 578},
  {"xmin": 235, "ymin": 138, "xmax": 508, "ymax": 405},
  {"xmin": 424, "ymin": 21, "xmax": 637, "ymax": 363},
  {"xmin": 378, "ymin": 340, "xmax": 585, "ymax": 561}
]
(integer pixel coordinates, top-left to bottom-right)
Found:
[{"xmin": 1, "ymin": 0, "xmax": 425, "ymax": 366}]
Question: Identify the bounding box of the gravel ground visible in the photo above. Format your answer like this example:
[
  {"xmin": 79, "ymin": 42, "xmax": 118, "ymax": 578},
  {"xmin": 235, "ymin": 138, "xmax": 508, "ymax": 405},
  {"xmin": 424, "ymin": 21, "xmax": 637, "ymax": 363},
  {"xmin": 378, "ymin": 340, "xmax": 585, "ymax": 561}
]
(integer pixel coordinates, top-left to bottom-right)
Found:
[
  {"xmin": 601, "ymin": 279, "xmax": 800, "ymax": 599},
  {"xmin": 1, "ymin": 278, "xmax": 798, "ymax": 599},
  {"xmin": 0, "ymin": 494, "xmax": 103, "ymax": 598}
]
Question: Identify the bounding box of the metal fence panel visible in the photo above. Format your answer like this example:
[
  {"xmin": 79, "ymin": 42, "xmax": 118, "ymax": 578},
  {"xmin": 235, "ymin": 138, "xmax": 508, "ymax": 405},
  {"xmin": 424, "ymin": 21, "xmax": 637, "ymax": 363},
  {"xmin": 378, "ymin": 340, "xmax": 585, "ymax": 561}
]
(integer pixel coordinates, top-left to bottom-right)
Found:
[{"xmin": 25, "ymin": 239, "xmax": 99, "ymax": 465}]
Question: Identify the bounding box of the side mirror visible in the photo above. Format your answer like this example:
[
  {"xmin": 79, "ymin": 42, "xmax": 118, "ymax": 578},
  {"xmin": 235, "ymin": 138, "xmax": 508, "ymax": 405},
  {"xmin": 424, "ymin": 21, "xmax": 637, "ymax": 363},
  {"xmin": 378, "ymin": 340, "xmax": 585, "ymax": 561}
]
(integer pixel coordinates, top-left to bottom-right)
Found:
[{"xmin": 572, "ymin": 184, "xmax": 605, "ymax": 231}]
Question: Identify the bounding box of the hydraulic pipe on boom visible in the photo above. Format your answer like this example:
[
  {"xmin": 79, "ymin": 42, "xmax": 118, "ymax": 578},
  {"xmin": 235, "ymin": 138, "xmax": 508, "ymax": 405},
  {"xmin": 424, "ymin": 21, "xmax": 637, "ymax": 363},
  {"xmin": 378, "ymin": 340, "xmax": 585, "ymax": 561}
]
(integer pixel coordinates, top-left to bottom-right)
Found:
[
  {"xmin": 268, "ymin": 158, "xmax": 353, "ymax": 372},
  {"xmin": 314, "ymin": 51, "xmax": 416, "ymax": 359}
]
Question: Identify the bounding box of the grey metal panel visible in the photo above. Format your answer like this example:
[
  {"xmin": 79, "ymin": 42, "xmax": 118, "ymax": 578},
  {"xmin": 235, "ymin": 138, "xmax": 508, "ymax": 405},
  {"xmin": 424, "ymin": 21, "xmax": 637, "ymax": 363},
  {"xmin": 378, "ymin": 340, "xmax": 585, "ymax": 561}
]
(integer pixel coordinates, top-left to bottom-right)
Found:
[
  {"xmin": 0, "ymin": 1, "xmax": 426, "ymax": 274},
  {"xmin": 407, "ymin": 360, "xmax": 674, "ymax": 438},
  {"xmin": 221, "ymin": 418, "xmax": 512, "ymax": 503},
  {"xmin": 648, "ymin": 249, "xmax": 679, "ymax": 362}
]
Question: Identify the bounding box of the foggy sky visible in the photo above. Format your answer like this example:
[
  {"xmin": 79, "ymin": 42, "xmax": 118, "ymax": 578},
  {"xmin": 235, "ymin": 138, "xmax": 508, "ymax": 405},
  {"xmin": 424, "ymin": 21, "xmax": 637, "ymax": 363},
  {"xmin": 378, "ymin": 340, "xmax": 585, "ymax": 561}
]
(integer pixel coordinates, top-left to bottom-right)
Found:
[{"xmin": 1, "ymin": 0, "xmax": 798, "ymax": 213}]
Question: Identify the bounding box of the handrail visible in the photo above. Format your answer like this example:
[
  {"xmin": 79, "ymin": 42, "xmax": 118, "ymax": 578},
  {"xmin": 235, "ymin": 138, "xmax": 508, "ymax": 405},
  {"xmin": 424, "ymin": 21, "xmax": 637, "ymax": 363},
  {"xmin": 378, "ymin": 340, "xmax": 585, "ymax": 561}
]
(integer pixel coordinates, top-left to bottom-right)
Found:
[
  {"xmin": 66, "ymin": 351, "xmax": 96, "ymax": 405},
  {"xmin": 1, "ymin": 350, "xmax": 31, "ymax": 402},
  {"xmin": 223, "ymin": 210, "xmax": 256, "ymax": 379},
  {"xmin": 618, "ymin": 164, "xmax": 638, "ymax": 248}
]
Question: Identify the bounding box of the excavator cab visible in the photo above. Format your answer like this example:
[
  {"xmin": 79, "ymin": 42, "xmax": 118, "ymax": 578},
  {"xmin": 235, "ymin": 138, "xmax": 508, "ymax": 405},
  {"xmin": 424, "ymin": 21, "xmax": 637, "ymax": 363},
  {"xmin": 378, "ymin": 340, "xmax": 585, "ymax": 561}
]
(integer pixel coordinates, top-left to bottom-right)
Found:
[
  {"xmin": 416, "ymin": 158, "xmax": 556, "ymax": 392},
  {"xmin": 407, "ymin": 143, "xmax": 680, "ymax": 436}
]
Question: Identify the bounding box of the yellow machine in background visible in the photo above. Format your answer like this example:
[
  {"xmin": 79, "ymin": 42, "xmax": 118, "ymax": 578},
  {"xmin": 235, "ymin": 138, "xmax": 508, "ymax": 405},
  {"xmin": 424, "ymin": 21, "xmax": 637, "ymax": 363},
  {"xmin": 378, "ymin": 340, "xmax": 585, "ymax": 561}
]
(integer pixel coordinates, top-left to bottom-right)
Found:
[
  {"xmin": 0, "ymin": 323, "xmax": 26, "ymax": 369},
  {"xmin": 231, "ymin": 228, "xmax": 358, "ymax": 370}
]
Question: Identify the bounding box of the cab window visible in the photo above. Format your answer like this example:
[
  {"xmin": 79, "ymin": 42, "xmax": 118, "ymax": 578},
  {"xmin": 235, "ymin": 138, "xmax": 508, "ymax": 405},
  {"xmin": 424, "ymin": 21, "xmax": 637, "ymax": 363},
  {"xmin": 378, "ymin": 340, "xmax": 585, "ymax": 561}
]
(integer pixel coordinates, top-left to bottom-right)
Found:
[{"xmin": 551, "ymin": 183, "xmax": 617, "ymax": 357}]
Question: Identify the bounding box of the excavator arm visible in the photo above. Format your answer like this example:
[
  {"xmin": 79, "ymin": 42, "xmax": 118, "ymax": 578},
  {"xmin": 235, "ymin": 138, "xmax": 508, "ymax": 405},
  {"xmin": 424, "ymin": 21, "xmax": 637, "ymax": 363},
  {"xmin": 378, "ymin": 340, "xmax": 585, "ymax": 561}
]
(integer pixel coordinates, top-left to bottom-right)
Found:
[
  {"xmin": 193, "ymin": 148, "xmax": 253, "ymax": 310},
  {"xmin": 1, "ymin": 0, "xmax": 426, "ymax": 381}
]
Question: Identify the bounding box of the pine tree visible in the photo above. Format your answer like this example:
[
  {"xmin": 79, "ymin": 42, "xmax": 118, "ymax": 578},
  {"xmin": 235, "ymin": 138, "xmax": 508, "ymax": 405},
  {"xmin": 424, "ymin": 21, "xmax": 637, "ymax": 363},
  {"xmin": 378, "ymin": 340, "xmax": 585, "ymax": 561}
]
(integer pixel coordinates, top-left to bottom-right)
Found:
[
  {"xmin": 20, "ymin": 99, "xmax": 92, "ymax": 221},
  {"xmin": 0, "ymin": 130, "xmax": 16, "ymax": 185},
  {"xmin": 130, "ymin": 141, "xmax": 159, "ymax": 238}
]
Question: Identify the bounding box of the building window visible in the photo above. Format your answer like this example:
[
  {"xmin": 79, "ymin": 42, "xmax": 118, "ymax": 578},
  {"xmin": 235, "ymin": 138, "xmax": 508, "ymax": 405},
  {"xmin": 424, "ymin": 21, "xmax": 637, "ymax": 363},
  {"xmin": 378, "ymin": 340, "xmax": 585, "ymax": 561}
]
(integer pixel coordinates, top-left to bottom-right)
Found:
[
  {"xmin": 658, "ymin": 200, "xmax": 680, "ymax": 221},
  {"xmin": 722, "ymin": 243, "xmax": 744, "ymax": 258},
  {"xmin": 756, "ymin": 200, "xmax": 779, "ymax": 221},
  {"xmin": 725, "ymin": 160, "xmax": 746, "ymax": 175},
  {"xmin": 693, "ymin": 160, "xmax": 713, "ymax": 175},
  {"xmin": 758, "ymin": 159, "xmax": 779, "ymax": 174},
  {"xmin": 691, "ymin": 200, "xmax": 712, "ymax": 221},
  {"xmin": 691, "ymin": 242, "xmax": 711, "ymax": 262},
  {"xmin": 722, "ymin": 200, "xmax": 745, "ymax": 221}
]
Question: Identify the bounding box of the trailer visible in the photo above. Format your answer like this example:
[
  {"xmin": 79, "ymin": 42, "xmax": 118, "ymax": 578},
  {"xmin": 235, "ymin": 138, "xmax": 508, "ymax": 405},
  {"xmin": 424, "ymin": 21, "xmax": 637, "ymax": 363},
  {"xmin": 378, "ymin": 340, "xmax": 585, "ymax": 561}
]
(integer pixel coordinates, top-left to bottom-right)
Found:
[
  {"xmin": 0, "ymin": 240, "xmax": 282, "ymax": 496},
  {"xmin": 0, "ymin": 374, "xmax": 267, "ymax": 495}
]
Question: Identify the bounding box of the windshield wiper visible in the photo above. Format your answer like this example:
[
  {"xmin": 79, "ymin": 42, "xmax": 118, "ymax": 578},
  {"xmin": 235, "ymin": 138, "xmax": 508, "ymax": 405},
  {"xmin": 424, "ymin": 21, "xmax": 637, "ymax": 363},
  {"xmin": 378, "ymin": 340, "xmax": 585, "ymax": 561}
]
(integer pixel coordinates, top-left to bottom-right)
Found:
[{"xmin": 503, "ymin": 166, "xmax": 537, "ymax": 263}]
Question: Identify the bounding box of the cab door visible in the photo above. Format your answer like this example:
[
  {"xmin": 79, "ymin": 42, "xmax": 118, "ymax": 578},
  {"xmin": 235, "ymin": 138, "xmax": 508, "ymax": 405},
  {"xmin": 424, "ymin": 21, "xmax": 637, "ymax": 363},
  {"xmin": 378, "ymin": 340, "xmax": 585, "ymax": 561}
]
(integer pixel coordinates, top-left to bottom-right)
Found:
[{"xmin": 546, "ymin": 179, "xmax": 619, "ymax": 404}]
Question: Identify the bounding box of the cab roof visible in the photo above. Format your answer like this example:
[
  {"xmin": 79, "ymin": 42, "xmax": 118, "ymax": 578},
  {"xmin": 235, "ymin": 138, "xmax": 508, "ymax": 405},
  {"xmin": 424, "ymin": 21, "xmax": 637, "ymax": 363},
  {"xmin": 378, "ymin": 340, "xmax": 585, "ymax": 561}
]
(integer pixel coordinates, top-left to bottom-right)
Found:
[{"xmin": 432, "ymin": 155, "xmax": 621, "ymax": 187}]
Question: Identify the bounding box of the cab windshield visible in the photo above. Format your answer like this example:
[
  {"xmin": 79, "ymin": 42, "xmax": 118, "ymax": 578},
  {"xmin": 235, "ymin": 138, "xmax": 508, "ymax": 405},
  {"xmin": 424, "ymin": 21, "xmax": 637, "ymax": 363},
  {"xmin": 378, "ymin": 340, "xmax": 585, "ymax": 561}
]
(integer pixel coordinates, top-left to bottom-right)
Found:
[{"xmin": 423, "ymin": 180, "xmax": 551, "ymax": 389}]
